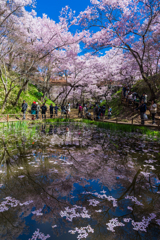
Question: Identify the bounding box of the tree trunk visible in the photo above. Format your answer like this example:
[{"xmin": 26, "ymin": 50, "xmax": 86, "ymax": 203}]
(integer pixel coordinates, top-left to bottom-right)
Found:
[
  {"xmin": 24, "ymin": 81, "xmax": 28, "ymax": 93},
  {"xmin": 2, "ymin": 91, "xmax": 11, "ymax": 112},
  {"xmin": 13, "ymin": 79, "xmax": 29, "ymax": 106},
  {"xmin": 143, "ymin": 75, "xmax": 156, "ymax": 100},
  {"xmin": 62, "ymin": 86, "xmax": 73, "ymax": 105}
]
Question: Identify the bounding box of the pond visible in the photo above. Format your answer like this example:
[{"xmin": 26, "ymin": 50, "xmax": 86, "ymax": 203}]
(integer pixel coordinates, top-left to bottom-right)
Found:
[{"xmin": 0, "ymin": 122, "xmax": 160, "ymax": 240}]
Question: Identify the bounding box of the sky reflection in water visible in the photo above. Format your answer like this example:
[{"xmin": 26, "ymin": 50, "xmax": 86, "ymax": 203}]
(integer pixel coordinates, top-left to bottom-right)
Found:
[{"xmin": 0, "ymin": 123, "xmax": 160, "ymax": 240}]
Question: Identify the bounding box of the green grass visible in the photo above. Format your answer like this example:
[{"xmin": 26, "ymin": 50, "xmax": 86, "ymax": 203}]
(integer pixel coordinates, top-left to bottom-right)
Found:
[
  {"xmin": 0, "ymin": 76, "xmax": 55, "ymax": 114},
  {"xmin": 100, "ymin": 90, "xmax": 123, "ymax": 117}
]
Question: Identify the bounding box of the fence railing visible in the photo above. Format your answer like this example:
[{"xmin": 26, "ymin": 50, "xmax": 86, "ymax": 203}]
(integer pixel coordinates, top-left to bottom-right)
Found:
[{"xmin": 0, "ymin": 112, "xmax": 70, "ymax": 122}]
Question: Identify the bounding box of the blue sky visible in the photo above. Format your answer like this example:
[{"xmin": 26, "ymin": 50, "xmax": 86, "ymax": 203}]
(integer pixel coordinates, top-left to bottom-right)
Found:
[{"xmin": 34, "ymin": 0, "xmax": 90, "ymax": 22}]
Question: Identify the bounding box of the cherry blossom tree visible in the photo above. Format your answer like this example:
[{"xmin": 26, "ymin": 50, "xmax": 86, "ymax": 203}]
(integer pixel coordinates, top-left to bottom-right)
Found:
[{"xmin": 78, "ymin": 0, "xmax": 160, "ymax": 99}]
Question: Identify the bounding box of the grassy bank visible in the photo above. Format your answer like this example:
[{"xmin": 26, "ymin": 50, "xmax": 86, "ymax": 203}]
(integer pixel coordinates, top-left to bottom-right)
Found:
[
  {"xmin": 100, "ymin": 90, "xmax": 123, "ymax": 118},
  {"xmin": 0, "ymin": 83, "xmax": 54, "ymax": 114}
]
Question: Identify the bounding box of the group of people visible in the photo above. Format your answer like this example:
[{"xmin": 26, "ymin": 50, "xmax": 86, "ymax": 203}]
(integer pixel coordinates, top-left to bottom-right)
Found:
[
  {"xmin": 78, "ymin": 104, "xmax": 92, "ymax": 119},
  {"xmin": 21, "ymin": 101, "xmax": 71, "ymax": 120},
  {"xmin": 93, "ymin": 105, "xmax": 106, "ymax": 120},
  {"xmin": 135, "ymin": 100, "xmax": 157, "ymax": 125},
  {"xmin": 123, "ymin": 86, "xmax": 148, "ymax": 106},
  {"xmin": 123, "ymin": 85, "xmax": 158, "ymax": 125},
  {"xmin": 60, "ymin": 103, "xmax": 71, "ymax": 118},
  {"xmin": 77, "ymin": 103, "xmax": 112, "ymax": 121}
]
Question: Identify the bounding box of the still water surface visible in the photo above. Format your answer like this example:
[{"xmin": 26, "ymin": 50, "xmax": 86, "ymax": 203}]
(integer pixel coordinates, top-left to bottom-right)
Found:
[{"xmin": 0, "ymin": 123, "xmax": 160, "ymax": 240}]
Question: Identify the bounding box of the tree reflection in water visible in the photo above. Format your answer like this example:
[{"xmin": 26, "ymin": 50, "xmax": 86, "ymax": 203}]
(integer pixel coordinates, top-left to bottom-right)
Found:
[{"xmin": 0, "ymin": 123, "xmax": 160, "ymax": 240}]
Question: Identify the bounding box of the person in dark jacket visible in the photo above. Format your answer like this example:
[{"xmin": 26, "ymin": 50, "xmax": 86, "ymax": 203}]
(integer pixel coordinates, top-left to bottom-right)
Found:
[
  {"xmin": 54, "ymin": 104, "xmax": 59, "ymax": 116},
  {"xmin": 61, "ymin": 104, "xmax": 65, "ymax": 118},
  {"xmin": 95, "ymin": 106, "xmax": 100, "ymax": 120},
  {"xmin": 22, "ymin": 100, "xmax": 28, "ymax": 120},
  {"xmin": 140, "ymin": 93, "xmax": 145, "ymax": 103},
  {"xmin": 50, "ymin": 104, "xmax": 54, "ymax": 118},
  {"xmin": 102, "ymin": 105, "xmax": 106, "ymax": 121},
  {"xmin": 123, "ymin": 85, "xmax": 127, "ymax": 97},
  {"xmin": 136, "ymin": 100, "xmax": 147, "ymax": 125},
  {"xmin": 41, "ymin": 103, "xmax": 47, "ymax": 119},
  {"xmin": 31, "ymin": 102, "xmax": 37, "ymax": 120}
]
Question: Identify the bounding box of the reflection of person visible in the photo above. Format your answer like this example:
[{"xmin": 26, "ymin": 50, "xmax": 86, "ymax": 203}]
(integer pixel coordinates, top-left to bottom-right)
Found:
[
  {"xmin": 22, "ymin": 100, "xmax": 28, "ymax": 120},
  {"xmin": 150, "ymin": 100, "xmax": 157, "ymax": 124},
  {"xmin": 54, "ymin": 126, "xmax": 57, "ymax": 134},
  {"xmin": 41, "ymin": 124, "xmax": 46, "ymax": 134},
  {"xmin": 49, "ymin": 124, "xmax": 53, "ymax": 135},
  {"xmin": 66, "ymin": 126, "xmax": 70, "ymax": 137}
]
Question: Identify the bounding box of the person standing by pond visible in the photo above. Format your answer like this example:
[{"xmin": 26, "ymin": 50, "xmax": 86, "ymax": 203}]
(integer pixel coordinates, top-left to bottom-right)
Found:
[
  {"xmin": 150, "ymin": 100, "xmax": 157, "ymax": 124},
  {"xmin": 31, "ymin": 102, "xmax": 37, "ymax": 120},
  {"xmin": 41, "ymin": 103, "xmax": 47, "ymax": 119},
  {"xmin": 36, "ymin": 102, "xmax": 40, "ymax": 119},
  {"xmin": 61, "ymin": 104, "xmax": 65, "ymax": 118},
  {"xmin": 136, "ymin": 100, "xmax": 147, "ymax": 125},
  {"xmin": 108, "ymin": 106, "xmax": 112, "ymax": 119},
  {"xmin": 95, "ymin": 106, "xmax": 100, "ymax": 120},
  {"xmin": 54, "ymin": 104, "xmax": 59, "ymax": 117},
  {"xmin": 102, "ymin": 105, "xmax": 106, "ymax": 121},
  {"xmin": 123, "ymin": 85, "xmax": 126, "ymax": 98},
  {"xmin": 66, "ymin": 103, "xmax": 70, "ymax": 118},
  {"xmin": 78, "ymin": 104, "xmax": 83, "ymax": 118},
  {"xmin": 93, "ymin": 105, "xmax": 96, "ymax": 120},
  {"xmin": 22, "ymin": 100, "xmax": 28, "ymax": 120},
  {"xmin": 68, "ymin": 102, "xmax": 71, "ymax": 113},
  {"xmin": 50, "ymin": 104, "xmax": 54, "ymax": 118}
]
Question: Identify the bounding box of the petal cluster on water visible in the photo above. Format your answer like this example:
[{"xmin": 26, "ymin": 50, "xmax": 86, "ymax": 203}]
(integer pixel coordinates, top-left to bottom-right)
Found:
[
  {"xmin": 106, "ymin": 218, "xmax": 125, "ymax": 232},
  {"xmin": 0, "ymin": 197, "xmax": 33, "ymax": 212},
  {"xmin": 29, "ymin": 228, "xmax": 50, "ymax": 240},
  {"xmin": 69, "ymin": 225, "xmax": 94, "ymax": 239},
  {"xmin": 60, "ymin": 205, "xmax": 91, "ymax": 221}
]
